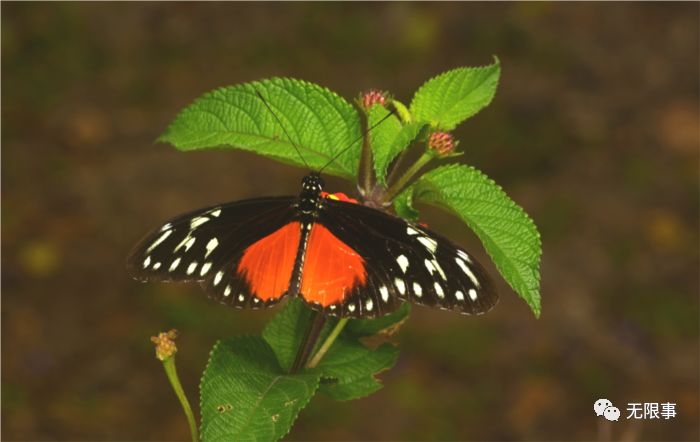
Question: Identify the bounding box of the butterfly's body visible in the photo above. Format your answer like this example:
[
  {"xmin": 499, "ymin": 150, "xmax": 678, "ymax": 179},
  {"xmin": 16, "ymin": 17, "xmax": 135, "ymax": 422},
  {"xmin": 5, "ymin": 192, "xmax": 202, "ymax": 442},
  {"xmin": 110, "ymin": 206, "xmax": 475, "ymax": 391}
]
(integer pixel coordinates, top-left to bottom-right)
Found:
[{"xmin": 128, "ymin": 172, "xmax": 497, "ymax": 319}]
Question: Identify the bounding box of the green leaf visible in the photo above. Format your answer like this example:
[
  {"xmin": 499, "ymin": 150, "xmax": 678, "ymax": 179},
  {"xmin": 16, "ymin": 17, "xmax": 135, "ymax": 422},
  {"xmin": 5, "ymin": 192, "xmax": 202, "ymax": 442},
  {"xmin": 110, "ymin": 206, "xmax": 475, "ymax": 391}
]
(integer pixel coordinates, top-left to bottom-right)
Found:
[
  {"xmin": 317, "ymin": 337, "xmax": 399, "ymax": 401},
  {"xmin": 410, "ymin": 58, "xmax": 500, "ymax": 130},
  {"xmin": 159, "ymin": 77, "xmax": 362, "ymax": 179},
  {"xmin": 390, "ymin": 99, "xmax": 412, "ymax": 123},
  {"xmin": 368, "ymin": 106, "xmax": 425, "ymax": 184},
  {"xmin": 394, "ymin": 164, "xmax": 542, "ymax": 317},
  {"xmin": 392, "ymin": 189, "xmax": 420, "ymax": 221},
  {"xmin": 345, "ymin": 302, "xmax": 411, "ymax": 336},
  {"xmin": 320, "ymin": 375, "xmax": 383, "ymax": 401},
  {"xmin": 316, "ymin": 304, "xmax": 410, "ymax": 400},
  {"xmin": 263, "ymin": 299, "xmax": 407, "ymax": 401},
  {"xmin": 200, "ymin": 336, "xmax": 321, "ymax": 442},
  {"xmin": 262, "ymin": 299, "xmax": 319, "ymax": 373}
]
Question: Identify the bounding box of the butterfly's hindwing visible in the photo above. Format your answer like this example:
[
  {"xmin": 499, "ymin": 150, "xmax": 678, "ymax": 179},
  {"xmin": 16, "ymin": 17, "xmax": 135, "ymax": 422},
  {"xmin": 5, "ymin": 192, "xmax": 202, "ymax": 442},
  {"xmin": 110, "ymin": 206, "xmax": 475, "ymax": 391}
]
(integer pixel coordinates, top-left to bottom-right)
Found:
[
  {"xmin": 289, "ymin": 221, "xmax": 403, "ymax": 319},
  {"xmin": 319, "ymin": 199, "xmax": 498, "ymax": 316},
  {"xmin": 203, "ymin": 220, "xmax": 302, "ymax": 310}
]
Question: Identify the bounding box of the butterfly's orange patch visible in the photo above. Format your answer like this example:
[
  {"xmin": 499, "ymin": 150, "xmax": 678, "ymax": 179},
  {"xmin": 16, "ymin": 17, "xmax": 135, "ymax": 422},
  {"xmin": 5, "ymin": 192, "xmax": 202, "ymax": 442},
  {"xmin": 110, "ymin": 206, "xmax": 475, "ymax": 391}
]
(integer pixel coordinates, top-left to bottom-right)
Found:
[
  {"xmin": 300, "ymin": 224, "xmax": 366, "ymax": 307},
  {"xmin": 238, "ymin": 222, "xmax": 300, "ymax": 301}
]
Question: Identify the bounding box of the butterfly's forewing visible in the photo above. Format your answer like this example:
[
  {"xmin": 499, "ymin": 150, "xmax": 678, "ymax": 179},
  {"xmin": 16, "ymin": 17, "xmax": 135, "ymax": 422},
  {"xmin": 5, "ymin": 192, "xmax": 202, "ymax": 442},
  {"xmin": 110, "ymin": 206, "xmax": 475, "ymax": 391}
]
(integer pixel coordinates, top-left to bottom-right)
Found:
[
  {"xmin": 318, "ymin": 199, "xmax": 498, "ymax": 317},
  {"xmin": 127, "ymin": 196, "xmax": 297, "ymax": 308}
]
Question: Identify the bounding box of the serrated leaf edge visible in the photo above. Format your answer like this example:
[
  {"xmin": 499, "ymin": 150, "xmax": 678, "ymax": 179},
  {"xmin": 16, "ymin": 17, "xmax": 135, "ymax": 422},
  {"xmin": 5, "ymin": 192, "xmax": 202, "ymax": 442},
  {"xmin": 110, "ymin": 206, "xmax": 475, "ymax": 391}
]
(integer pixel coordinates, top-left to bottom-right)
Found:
[
  {"xmin": 397, "ymin": 163, "xmax": 542, "ymax": 317},
  {"xmin": 158, "ymin": 77, "xmax": 361, "ymax": 179},
  {"xmin": 410, "ymin": 57, "xmax": 501, "ymax": 130},
  {"xmin": 199, "ymin": 335, "xmax": 322, "ymax": 441}
]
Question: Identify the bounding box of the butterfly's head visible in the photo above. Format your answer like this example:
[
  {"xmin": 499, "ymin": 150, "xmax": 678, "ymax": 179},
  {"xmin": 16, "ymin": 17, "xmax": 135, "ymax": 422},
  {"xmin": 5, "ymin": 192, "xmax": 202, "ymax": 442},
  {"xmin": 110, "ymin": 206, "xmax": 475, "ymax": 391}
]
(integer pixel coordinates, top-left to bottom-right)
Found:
[
  {"xmin": 302, "ymin": 173, "xmax": 324, "ymax": 194},
  {"xmin": 298, "ymin": 173, "xmax": 325, "ymax": 213}
]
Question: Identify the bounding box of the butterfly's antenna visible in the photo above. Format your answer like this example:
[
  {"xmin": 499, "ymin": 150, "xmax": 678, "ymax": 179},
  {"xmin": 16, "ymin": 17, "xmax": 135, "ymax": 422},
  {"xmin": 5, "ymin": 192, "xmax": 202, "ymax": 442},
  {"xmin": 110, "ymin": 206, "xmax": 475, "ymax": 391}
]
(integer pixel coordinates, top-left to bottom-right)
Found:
[
  {"xmin": 254, "ymin": 88, "xmax": 310, "ymax": 170},
  {"xmin": 318, "ymin": 110, "xmax": 395, "ymax": 173}
]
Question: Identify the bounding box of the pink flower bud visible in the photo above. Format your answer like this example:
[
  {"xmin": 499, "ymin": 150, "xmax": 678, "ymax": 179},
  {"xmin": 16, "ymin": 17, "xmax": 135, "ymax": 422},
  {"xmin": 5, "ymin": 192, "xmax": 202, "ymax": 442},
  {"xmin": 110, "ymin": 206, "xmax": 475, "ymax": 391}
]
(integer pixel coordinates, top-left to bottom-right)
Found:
[
  {"xmin": 360, "ymin": 89, "xmax": 388, "ymax": 109},
  {"xmin": 428, "ymin": 131, "xmax": 456, "ymax": 156}
]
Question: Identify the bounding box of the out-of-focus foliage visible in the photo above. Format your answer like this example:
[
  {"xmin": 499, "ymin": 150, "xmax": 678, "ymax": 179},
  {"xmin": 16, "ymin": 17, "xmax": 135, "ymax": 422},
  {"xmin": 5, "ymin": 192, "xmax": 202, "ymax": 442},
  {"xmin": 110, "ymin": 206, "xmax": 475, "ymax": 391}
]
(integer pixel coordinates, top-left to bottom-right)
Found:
[{"xmin": 2, "ymin": 3, "xmax": 698, "ymax": 441}]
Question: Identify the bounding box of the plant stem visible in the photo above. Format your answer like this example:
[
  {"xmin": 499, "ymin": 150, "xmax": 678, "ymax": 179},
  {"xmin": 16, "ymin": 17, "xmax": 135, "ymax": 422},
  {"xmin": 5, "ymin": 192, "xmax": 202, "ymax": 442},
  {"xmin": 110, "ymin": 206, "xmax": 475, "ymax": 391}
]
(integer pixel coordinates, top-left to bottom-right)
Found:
[
  {"xmin": 290, "ymin": 310, "xmax": 327, "ymax": 374},
  {"xmin": 384, "ymin": 149, "xmax": 409, "ymax": 191},
  {"xmin": 306, "ymin": 318, "xmax": 349, "ymax": 369},
  {"xmin": 162, "ymin": 357, "xmax": 198, "ymax": 442},
  {"xmin": 358, "ymin": 119, "xmax": 376, "ymax": 197},
  {"xmin": 384, "ymin": 151, "xmax": 433, "ymax": 201}
]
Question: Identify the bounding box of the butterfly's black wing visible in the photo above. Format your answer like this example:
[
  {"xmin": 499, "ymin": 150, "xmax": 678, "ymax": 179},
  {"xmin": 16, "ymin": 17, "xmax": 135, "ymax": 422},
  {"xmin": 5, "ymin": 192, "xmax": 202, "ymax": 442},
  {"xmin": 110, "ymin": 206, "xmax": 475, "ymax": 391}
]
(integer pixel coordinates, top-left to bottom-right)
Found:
[
  {"xmin": 318, "ymin": 199, "xmax": 498, "ymax": 317},
  {"xmin": 127, "ymin": 196, "xmax": 297, "ymax": 309}
]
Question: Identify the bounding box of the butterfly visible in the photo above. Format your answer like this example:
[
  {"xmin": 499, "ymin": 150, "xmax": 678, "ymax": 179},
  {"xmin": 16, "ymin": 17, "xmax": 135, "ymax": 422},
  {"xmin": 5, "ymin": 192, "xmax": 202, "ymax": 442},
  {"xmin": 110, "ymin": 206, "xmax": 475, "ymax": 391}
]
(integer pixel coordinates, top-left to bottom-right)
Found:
[
  {"xmin": 127, "ymin": 93, "xmax": 498, "ymax": 319},
  {"xmin": 127, "ymin": 175, "xmax": 498, "ymax": 318}
]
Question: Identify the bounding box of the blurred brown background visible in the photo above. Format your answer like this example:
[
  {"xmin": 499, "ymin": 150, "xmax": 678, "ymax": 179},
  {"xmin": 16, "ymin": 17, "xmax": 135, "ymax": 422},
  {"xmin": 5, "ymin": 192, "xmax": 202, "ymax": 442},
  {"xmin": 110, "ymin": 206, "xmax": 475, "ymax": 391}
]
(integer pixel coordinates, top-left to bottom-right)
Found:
[{"xmin": 2, "ymin": 3, "xmax": 698, "ymax": 441}]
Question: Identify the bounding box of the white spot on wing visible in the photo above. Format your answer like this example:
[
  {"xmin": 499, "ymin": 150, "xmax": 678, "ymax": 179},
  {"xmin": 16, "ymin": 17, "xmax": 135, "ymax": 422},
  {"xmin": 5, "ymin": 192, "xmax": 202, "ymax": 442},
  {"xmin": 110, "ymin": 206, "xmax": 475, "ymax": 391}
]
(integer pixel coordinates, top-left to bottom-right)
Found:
[
  {"xmin": 143, "ymin": 256, "xmax": 151, "ymax": 269},
  {"xmin": 200, "ymin": 262, "xmax": 212, "ymax": 276},
  {"xmin": 205, "ymin": 238, "xmax": 219, "ymax": 258},
  {"xmin": 190, "ymin": 216, "xmax": 209, "ymax": 229},
  {"xmin": 223, "ymin": 285, "xmax": 231, "ymax": 297},
  {"xmin": 396, "ymin": 255, "xmax": 409, "ymax": 273},
  {"xmin": 455, "ymin": 257, "xmax": 480, "ymax": 287},
  {"xmin": 424, "ymin": 259, "xmax": 436, "ymax": 274},
  {"xmin": 186, "ymin": 261, "xmax": 198, "ymax": 275},
  {"xmin": 431, "ymin": 259, "xmax": 447, "ymax": 280},
  {"xmin": 417, "ymin": 236, "xmax": 438, "ymax": 253},
  {"xmin": 348, "ymin": 304, "xmax": 356, "ymax": 312},
  {"xmin": 457, "ymin": 249, "xmax": 472, "ymax": 263},
  {"xmin": 434, "ymin": 282, "xmax": 445, "ymax": 298},
  {"xmin": 365, "ymin": 299, "xmax": 373, "ymax": 311},
  {"xmin": 147, "ymin": 229, "xmax": 172, "ymax": 253},
  {"xmin": 379, "ymin": 286, "xmax": 389, "ymax": 302},
  {"xmin": 208, "ymin": 208, "xmax": 221, "ymax": 217},
  {"xmin": 413, "ymin": 282, "xmax": 423, "ymax": 297},
  {"xmin": 169, "ymin": 257, "xmax": 181, "ymax": 272},
  {"xmin": 152, "ymin": 262, "xmax": 161, "ymax": 270},
  {"xmin": 455, "ymin": 290, "xmax": 465, "ymax": 301},
  {"xmin": 394, "ymin": 278, "xmax": 406, "ymax": 295},
  {"xmin": 407, "ymin": 226, "xmax": 420, "ymax": 236},
  {"xmin": 468, "ymin": 288, "xmax": 478, "ymax": 301},
  {"xmin": 238, "ymin": 293, "xmax": 245, "ymax": 302},
  {"xmin": 160, "ymin": 223, "xmax": 172, "ymax": 232},
  {"xmin": 174, "ymin": 234, "xmax": 196, "ymax": 253},
  {"xmin": 213, "ymin": 270, "xmax": 223, "ymax": 286}
]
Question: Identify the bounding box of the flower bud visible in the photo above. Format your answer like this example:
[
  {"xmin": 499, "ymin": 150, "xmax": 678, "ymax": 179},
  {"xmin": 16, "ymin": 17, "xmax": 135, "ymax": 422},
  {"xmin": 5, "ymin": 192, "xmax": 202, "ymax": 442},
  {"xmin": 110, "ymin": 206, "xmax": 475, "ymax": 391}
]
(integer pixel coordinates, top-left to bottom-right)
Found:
[
  {"xmin": 428, "ymin": 131, "xmax": 456, "ymax": 156},
  {"xmin": 151, "ymin": 329, "xmax": 178, "ymax": 361},
  {"xmin": 360, "ymin": 89, "xmax": 388, "ymax": 110}
]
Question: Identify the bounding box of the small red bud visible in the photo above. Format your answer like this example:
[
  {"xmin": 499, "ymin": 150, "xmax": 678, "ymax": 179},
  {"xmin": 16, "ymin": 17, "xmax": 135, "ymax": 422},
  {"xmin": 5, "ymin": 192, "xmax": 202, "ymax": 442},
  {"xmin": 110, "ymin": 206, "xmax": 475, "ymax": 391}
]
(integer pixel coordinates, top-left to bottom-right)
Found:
[
  {"xmin": 428, "ymin": 131, "xmax": 456, "ymax": 156},
  {"xmin": 360, "ymin": 89, "xmax": 388, "ymax": 109}
]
